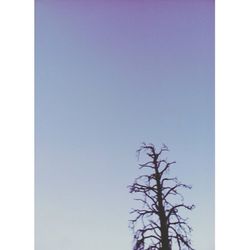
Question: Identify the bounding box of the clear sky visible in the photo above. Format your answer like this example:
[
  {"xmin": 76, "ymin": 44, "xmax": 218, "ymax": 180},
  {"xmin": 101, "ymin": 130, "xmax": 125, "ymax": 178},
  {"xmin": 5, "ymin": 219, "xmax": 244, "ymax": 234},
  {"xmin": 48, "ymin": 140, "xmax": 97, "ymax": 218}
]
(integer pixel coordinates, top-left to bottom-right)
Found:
[{"xmin": 35, "ymin": 0, "xmax": 214, "ymax": 250}]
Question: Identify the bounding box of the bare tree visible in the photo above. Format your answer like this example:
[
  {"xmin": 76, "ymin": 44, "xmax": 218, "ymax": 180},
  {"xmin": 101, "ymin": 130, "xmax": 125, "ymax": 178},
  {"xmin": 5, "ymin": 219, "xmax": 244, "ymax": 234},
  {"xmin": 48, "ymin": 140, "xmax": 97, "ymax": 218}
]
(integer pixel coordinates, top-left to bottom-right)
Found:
[{"xmin": 128, "ymin": 143, "xmax": 195, "ymax": 250}]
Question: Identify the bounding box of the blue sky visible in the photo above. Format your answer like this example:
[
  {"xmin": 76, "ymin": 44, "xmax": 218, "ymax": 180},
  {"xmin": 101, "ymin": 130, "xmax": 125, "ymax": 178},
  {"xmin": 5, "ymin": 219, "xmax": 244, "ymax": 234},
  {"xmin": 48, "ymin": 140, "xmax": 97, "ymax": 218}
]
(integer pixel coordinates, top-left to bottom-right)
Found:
[{"xmin": 36, "ymin": 0, "xmax": 214, "ymax": 249}]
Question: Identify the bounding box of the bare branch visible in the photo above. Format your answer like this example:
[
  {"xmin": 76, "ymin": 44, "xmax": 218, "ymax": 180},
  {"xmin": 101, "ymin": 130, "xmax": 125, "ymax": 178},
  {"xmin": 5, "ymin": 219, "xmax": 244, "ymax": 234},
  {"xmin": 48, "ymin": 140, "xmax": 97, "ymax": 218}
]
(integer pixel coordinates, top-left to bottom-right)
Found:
[{"xmin": 129, "ymin": 143, "xmax": 195, "ymax": 250}]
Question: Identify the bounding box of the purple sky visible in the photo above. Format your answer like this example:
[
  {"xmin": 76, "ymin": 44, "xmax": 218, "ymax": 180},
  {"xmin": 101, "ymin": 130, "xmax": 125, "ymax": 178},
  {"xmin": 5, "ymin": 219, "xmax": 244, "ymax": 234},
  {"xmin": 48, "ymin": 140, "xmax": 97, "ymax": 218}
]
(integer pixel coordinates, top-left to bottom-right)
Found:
[{"xmin": 36, "ymin": 0, "xmax": 214, "ymax": 250}]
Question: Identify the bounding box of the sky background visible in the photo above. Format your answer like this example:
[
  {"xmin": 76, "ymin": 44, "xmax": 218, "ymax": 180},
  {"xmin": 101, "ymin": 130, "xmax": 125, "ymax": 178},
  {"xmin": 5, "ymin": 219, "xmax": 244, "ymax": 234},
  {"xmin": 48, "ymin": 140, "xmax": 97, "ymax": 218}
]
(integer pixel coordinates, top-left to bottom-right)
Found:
[{"xmin": 35, "ymin": 0, "xmax": 214, "ymax": 250}]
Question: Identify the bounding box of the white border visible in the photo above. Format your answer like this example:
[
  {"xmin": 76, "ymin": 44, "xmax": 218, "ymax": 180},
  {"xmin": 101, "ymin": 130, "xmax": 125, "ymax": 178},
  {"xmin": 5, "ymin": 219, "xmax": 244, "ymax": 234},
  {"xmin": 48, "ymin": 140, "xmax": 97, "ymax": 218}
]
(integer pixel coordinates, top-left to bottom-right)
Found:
[
  {"xmin": 216, "ymin": 0, "xmax": 250, "ymax": 249},
  {"xmin": 0, "ymin": 0, "xmax": 34, "ymax": 250}
]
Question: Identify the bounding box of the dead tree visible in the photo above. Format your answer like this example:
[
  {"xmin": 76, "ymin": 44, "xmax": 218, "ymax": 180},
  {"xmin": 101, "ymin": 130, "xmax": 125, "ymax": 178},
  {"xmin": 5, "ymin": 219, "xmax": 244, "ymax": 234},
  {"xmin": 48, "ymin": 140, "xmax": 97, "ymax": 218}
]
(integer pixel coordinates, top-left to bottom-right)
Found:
[{"xmin": 128, "ymin": 143, "xmax": 195, "ymax": 250}]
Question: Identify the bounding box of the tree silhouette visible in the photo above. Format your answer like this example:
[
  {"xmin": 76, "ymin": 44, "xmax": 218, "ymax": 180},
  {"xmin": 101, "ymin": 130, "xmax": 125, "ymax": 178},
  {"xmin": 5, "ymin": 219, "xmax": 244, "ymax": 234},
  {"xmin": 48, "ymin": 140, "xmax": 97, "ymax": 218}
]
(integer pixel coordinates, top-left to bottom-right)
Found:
[{"xmin": 128, "ymin": 143, "xmax": 195, "ymax": 250}]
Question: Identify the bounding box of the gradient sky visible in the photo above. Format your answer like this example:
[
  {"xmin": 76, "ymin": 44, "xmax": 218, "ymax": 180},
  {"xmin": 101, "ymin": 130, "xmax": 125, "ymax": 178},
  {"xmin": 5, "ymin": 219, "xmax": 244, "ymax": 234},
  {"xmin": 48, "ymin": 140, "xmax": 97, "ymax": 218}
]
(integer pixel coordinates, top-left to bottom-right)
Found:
[{"xmin": 35, "ymin": 0, "xmax": 214, "ymax": 250}]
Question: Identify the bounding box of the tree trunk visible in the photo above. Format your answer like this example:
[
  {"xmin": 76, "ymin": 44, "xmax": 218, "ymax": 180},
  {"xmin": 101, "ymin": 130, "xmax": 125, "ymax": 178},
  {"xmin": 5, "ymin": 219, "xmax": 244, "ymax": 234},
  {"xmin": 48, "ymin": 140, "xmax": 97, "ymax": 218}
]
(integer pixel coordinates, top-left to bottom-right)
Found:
[{"xmin": 155, "ymin": 168, "xmax": 170, "ymax": 250}]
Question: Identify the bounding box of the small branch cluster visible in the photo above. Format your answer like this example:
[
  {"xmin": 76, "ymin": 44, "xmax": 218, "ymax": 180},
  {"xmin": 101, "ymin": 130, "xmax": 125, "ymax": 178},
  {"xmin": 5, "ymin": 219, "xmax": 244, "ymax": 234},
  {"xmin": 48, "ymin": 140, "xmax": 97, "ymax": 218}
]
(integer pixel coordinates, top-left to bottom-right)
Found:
[{"xmin": 128, "ymin": 143, "xmax": 195, "ymax": 250}]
